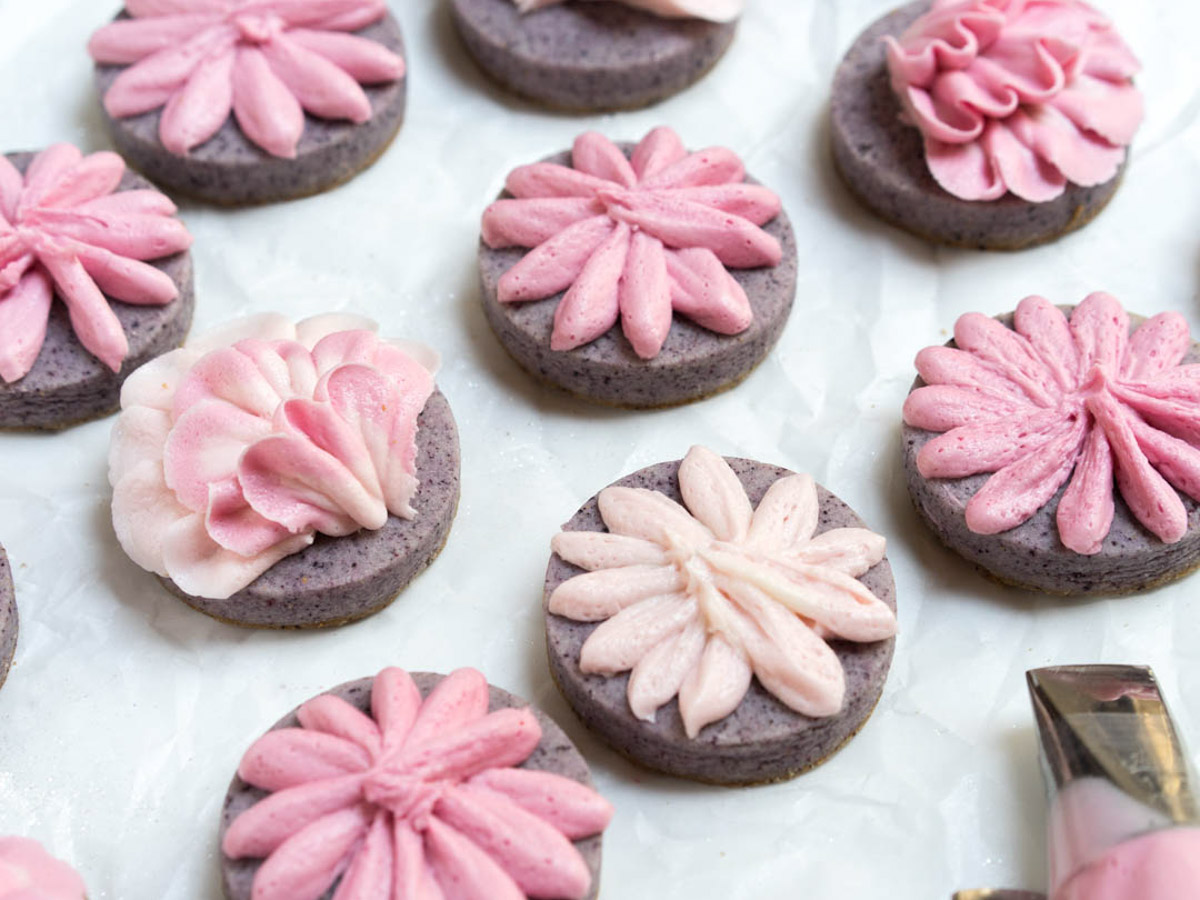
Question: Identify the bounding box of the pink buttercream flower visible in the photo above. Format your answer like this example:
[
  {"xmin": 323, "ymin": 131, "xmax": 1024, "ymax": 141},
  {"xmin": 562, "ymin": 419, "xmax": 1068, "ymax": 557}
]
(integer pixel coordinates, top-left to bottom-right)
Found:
[
  {"xmin": 109, "ymin": 313, "xmax": 439, "ymax": 599},
  {"xmin": 0, "ymin": 144, "xmax": 191, "ymax": 383},
  {"xmin": 904, "ymin": 294, "xmax": 1200, "ymax": 554},
  {"xmin": 884, "ymin": 0, "xmax": 1142, "ymax": 202},
  {"xmin": 223, "ymin": 667, "xmax": 613, "ymax": 900},
  {"xmin": 481, "ymin": 127, "xmax": 783, "ymax": 360},
  {"xmin": 88, "ymin": 0, "xmax": 406, "ymax": 159},
  {"xmin": 548, "ymin": 446, "xmax": 897, "ymax": 738},
  {"xmin": 0, "ymin": 837, "xmax": 87, "ymax": 899}
]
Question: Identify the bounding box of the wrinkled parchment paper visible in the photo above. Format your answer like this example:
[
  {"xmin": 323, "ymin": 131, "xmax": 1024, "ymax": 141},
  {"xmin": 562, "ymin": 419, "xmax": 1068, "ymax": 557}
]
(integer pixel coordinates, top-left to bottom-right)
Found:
[{"xmin": 0, "ymin": 1, "xmax": 1198, "ymax": 897}]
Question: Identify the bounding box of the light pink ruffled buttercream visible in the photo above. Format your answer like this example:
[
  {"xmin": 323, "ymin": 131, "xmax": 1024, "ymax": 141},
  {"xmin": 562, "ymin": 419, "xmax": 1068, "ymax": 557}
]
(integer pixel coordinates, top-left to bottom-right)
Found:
[
  {"xmin": 109, "ymin": 313, "xmax": 439, "ymax": 600},
  {"xmin": 88, "ymin": 0, "xmax": 406, "ymax": 160},
  {"xmin": 223, "ymin": 667, "xmax": 613, "ymax": 900},
  {"xmin": 884, "ymin": 0, "xmax": 1142, "ymax": 202},
  {"xmin": 0, "ymin": 143, "xmax": 191, "ymax": 383},
  {"xmin": 904, "ymin": 294, "xmax": 1200, "ymax": 554},
  {"xmin": 481, "ymin": 127, "xmax": 783, "ymax": 360},
  {"xmin": 511, "ymin": 0, "xmax": 742, "ymax": 23},
  {"xmin": 0, "ymin": 837, "xmax": 87, "ymax": 899},
  {"xmin": 549, "ymin": 446, "xmax": 897, "ymax": 738}
]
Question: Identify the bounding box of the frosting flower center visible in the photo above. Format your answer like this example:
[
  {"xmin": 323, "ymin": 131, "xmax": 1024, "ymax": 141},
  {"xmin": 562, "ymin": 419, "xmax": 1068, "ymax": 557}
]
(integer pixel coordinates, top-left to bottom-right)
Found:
[{"xmin": 232, "ymin": 11, "xmax": 286, "ymax": 43}]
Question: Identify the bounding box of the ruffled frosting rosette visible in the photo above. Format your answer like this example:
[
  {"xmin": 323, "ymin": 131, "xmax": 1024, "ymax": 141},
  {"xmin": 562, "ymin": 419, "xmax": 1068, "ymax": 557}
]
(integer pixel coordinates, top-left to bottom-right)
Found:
[
  {"xmin": 481, "ymin": 127, "xmax": 783, "ymax": 360},
  {"xmin": 88, "ymin": 0, "xmax": 406, "ymax": 159},
  {"xmin": 904, "ymin": 294, "xmax": 1200, "ymax": 554},
  {"xmin": 0, "ymin": 144, "xmax": 192, "ymax": 383},
  {"xmin": 222, "ymin": 667, "xmax": 613, "ymax": 900},
  {"xmin": 548, "ymin": 446, "xmax": 899, "ymax": 737},
  {"xmin": 511, "ymin": 0, "xmax": 742, "ymax": 23},
  {"xmin": 109, "ymin": 312, "xmax": 439, "ymax": 600},
  {"xmin": 884, "ymin": 0, "xmax": 1142, "ymax": 202},
  {"xmin": 0, "ymin": 837, "xmax": 87, "ymax": 899}
]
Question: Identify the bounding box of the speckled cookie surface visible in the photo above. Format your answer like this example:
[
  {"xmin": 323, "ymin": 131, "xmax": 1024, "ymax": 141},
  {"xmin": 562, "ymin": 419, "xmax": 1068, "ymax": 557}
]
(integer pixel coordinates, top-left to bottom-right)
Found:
[
  {"xmin": 903, "ymin": 313, "xmax": 1200, "ymax": 595},
  {"xmin": 480, "ymin": 149, "xmax": 798, "ymax": 409},
  {"xmin": 450, "ymin": 0, "xmax": 736, "ymax": 111},
  {"xmin": 544, "ymin": 456, "xmax": 897, "ymax": 785},
  {"xmin": 0, "ymin": 545, "xmax": 16, "ymax": 691},
  {"xmin": 220, "ymin": 672, "xmax": 604, "ymax": 900},
  {"xmin": 93, "ymin": 13, "xmax": 407, "ymax": 206},
  {"xmin": 830, "ymin": 1, "xmax": 1125, "ymax": 250},
  {"xmin": 164, "ymin": 390, "xmax": 460, "ymax": 628},
  {"xmin": 0, "ymin": 152, "xmax": 194, "ymax": 431}
]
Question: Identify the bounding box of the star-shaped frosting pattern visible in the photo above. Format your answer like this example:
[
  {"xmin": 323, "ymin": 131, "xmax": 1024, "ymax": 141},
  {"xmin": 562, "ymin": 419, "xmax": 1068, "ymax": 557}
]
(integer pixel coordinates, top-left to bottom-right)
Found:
[
  {"xmin": 904, "ymin": 293, "xmax": 1200, "ymax": 554},
  {"xmin": 549, "ymin": 447, "xmax": 897, "ymax": 738},
  {"xmin": 481, "ymin": 127, "xmax": 783, "ymax": 360}
]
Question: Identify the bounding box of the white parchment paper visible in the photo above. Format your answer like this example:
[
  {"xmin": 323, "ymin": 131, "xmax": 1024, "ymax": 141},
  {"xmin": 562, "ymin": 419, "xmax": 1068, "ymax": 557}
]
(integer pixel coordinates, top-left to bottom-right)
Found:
[{"xmin": 0, "ymin": 1, "xmax": 1199, "ymax": 897}]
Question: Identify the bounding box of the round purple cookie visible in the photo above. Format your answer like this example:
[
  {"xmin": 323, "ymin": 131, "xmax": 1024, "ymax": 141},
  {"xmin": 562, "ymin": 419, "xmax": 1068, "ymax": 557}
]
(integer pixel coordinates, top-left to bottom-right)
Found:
[
  {"xmin": 480, "ymin": 151, "xmax": 798, "ymax": 409},
  {"xmin": 0, "ymin": 153, "xmax": 194, "ymax": 432},
  {"xmin": 0, "ymin": 544, "xmax": 16, "ymax": 691},
  {"xmin": 903, "ymin": 313, "xmax": 1200, "ymax": 595},
  {"xmin": 830, "ymin": 1, "xmax": 1125, "ymax": 250},
  {"xmin": 163, "ymin": 391, "xmax": 460, "ymax": 628},
  {"xmin": 544, "ymin": 456, "xmax": 897, "ymax": 785},
  {"xmin": 450, "ymin": 0, "xmax": 736, "ymax": 111},
  {"xmin": 93, "ymin": 14, "xmax": 407, "ymax": 206},
  {"xmin": 220, "ymin": 672, "xmax": 604, "ymax": 900}
]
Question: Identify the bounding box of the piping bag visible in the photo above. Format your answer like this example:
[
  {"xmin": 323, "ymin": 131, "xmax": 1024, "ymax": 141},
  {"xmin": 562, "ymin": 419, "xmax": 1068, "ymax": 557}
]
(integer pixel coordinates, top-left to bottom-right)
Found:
[{"xmin": 955, "ymin": 665, "xmax": 1200, "ymax": 900}]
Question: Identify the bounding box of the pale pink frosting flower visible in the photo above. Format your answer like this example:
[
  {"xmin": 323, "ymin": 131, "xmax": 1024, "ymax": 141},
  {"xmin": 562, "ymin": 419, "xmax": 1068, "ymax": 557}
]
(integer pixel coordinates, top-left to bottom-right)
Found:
[
  {"xmin": 481, "ymin": 127, "xmax": 783, "ymax": 360},
  {"xmin": 904, "ymin": 294, "xmax": 1200, "ymax": 554},
  {"xmin": 548, "ymin": 446, "xmax": 897, "ymax": 738},
  {"xmin": 109, "ymin": 313, "xmax": 439, "ymax": 600},
  {"xmin": 223, "ymin": 667, "xmax": 613, "ymax": 900},
  {"xmin": 88, "ymin": 0, "xmax": 406, "ymax": 159},
  {"xmin": 0, "ymin": 838, "xmax": 86, "ymax": 899},
  {"xmin": 884, "ymin": 0, "xmax": 1142, "ymax": 202},
  {"xmin": 0, "ymin": 144, "xmax": 191, "ymax": 383},
  {"xmin": 511, "ymin": 0, "xmax": 743, "ymax": 23}
]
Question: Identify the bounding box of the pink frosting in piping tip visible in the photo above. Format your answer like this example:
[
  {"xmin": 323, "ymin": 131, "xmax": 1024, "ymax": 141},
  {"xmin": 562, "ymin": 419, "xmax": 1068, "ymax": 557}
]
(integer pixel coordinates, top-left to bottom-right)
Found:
[
  {"xmin": 108, "ymin": 312, "xmax": 440, "ymax": 600},
  {"xmin": 0, "ymin": 837, "xmax": 87, "ymax": 899},
  {"xmin": 481, "ymin": 127, "xmax": 783, "ymax": 360},
  {"xmin": 511, "ymin": 0, "xmax": 743, "ymax": 24},
  {"xmin": 0, "ymin": 144, "xmax": 191, "ymax": 384},
  {"xmin": 1051, "ymin": 828, "xmax": 1200, "ymax": 900},
  {"xmin": 549, "ymin": 446, "xmax": 897, "ymax": 738},
  {"xmin": 88, "ymin": 0, "xmax": 406, "ymax": 160},
  {"xmin": 904, "ymin": 294, "xmax": 1200, "ymax": 554},
  {"xmin": 222, "ymin": 667, "xmax": 614, "ymax": 900},
  {"xmin": 884, "ymin": 0, "xmax": 1142, "ymax": 203}
]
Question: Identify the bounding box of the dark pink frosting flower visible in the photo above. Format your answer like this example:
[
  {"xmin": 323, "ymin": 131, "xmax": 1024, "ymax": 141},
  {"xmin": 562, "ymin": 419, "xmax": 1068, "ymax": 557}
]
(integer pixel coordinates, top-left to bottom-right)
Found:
[
  {"xmin": 885, "ymin": 0, "xmax": 1142, "ymax": 202},
  {"xmin": 88, "ymin": 0, "xmax": 406, "ymax": 159},
  {"xmin": 904, "ymin": 294, "xmax": 1200, "ymax": 554},
  {"xmin": 223, "ymin": 667, "xmax": 613, "ymax": 900},
  {"xmin": 0, "ymin": 144, "xmax": 191, "ymax": 383},
  {"xmin": 481, "ymin": 127, "xmax": 783, "ymax": 360}
]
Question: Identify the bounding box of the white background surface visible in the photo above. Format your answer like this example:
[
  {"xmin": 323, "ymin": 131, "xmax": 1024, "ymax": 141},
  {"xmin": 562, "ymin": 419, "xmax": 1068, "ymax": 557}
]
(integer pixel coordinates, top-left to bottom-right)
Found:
[{"xmin": 0, "ymin": 0, "xmax": 1198, "ymax": 897}]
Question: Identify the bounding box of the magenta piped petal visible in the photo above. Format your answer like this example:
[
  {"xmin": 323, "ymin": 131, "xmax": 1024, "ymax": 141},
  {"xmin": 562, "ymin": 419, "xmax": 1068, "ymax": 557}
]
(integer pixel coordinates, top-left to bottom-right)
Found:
[
  {"xmin": 102, "ymin": 27, "xmax": 234, "ymax": 118},
  {"xmin": 1108, "ymin": 386, "xmax": 1200, "ymax": 448},
  {"xmin": 480, "ymin": 197, "xmax": 599, "ymax": 250},
  {"xmin": 0, "ymin": 251, "xmax": 32, "ymax": 293},
  {"xmin": 233, "ymin": 47, "xmax": 305, "ymax": 159},
  {"xmin": 1070, "ymin": 291, "xmax": 1129, "ymax": 374},
  {"xmin": 330, "ymin": 812, "xmax": 393, "ymax": 900},
  {"xmin": 250, "ymin": 805, "xmax": 372, "ymax": 900},
  {"xmin": 953, "ymin": 311, "xmax": 1059, "ymax": 406},
  {"xmin": 159, "ymin": 49, "xmax": 235, "ymax": 155},
  {"xmin": 73, "ymin": 241, "xmax": 178, "ymax": 306},
  {"xmin": 19, "ymin": 144, "xmax": 82, "ymax": 210},
  {"xmin": 393, "ymin": 820, "xmax": 445, "ymax": 900},
  {"xmin": 34, "ymin": 151, "xmax": 124, "ymax": 209},
  {"xmin": 288, "ymin": 28, "xmax": 405, "ymax": 83},
  {"xmin": 37, "ymin": 251, "xmax": 128, "ymax": 373},
  {"xmin": 629, "ymin": 126, "xmax": 687, "ymax": 180},
  {"xmin": 639, "ymin": 146, "xmax": 745, "ymax": 191},
  {"xmin": 618, "ymin": 231, "xmax": 672, "ymax": 359},
  {"xmin": 435, "ymin": 784, "xmax": 592, "ymax": 899},
  {"xmin": 1056, "ymin": 426, "xmax": 1114, "ymax": 555},
  {"xmin": 277, "ymin": 396, "xmax": 386, "ymax": 512},
  {"xmin": 982, "ymin": 116, "xmax": 1067, "ymax": 203},
  {"xmin": 913, "ymin": 345, "xmax": 1032, "ymax": 403},
  {"xmin": 468, "ymin": 770, "xmax": 613, "ymax": 840},
  {"xmin": 924, "ymin": 136, "xmax": 1006, "ymax": 202},
  {"xmin": 36, "ymin": 209, "xmax": 192, "ymax": 260},
  {"xmin": 402, "ymin": 708, "xmax": 542, "ymax": 783},
  {"xmin": 0, "ymin": 269, "xmax": 52, "ymax": 383},
  {"xmin": 264, "ymin": 35, "xmax": 372, "ymax": 124},
  {"xmin": 1013, "ymin": 295, "xmax": 1080, "ymax": 391},
  {"xmin": 916, "ymin": 407, "xmax": 1074, "ymax": 479},
  {"xmin": 657, "ymin": 183, "xmax": 781, "ymax": 226},
  {"xmin": 282, "ymin": 0, "xmax": 387, "ymax": 31},
  {"xmin": 1051, "ymin": 74, "xmax": 1143, "ymax": 147},
  {"xmin": 161, "ymin": 512, "xmax": 312, "ymax": 599},
  {"xmin": 371, "ymin": 667, "xmax": 423, "ymax": 753},
  {"xmin": 0, "ymin": 155, "xmax": 22, "ymax": 221},
  {"xmin": 125, "ymin": 0, "xmax": 231, "ymax": 16},
  {"xmin": 298, "ymin": 694, "xmax": 383, "ymax": 758},
  {"xmin": 238, "ymin": 729, "xmax": 372, "ymax": 792},
  {"xmin": 170, "ymin": 345, "xmax": 288, "ymax": 420},
  {"xmin": 549, "ymin": 222, "xmax": 629, "ymax": 353},
  {"xmin": 496, "ymin": 215, "xmax": 614, "ymax": 304},
  {"xmin": 906, "ymin": 81, "xmax": 985, "ymax": 143},
  {"xmin": 75, "ymin": 189, "xmax": 178, "ymax": 219},
  {"xmin": 665, "ymin": 247, "xmax": 752, "ymax": 335},
  {"xmin": 222, "ymin": 774, "xmax": 365, "ymax": 859},
  {"xmin": 204, "ymin": 475, "xmax": 296, "ymax": 556},
  {"xmin": 1123, "ymin": 312, "xmax": 1191, "ymax": 382},
  {"xmin": 424, "ymin": 819, "xmax": 525, "ymax": 900},
  {"xmin": 902, "ymin": 384, "xmax": 1024, "ymax": 432},
  {"xmin": 1022, "ymin": 103, "xmax": 1125, "ymax": 188},
  {"xmin": 88, "ymin": 14, "xmax": 220, "ymax": 65},
  {"xmin": 570, "ymin": 132, "xmax": 636, "ymax": 187},
  {"xmin": 504, "ymin": 163, "xmax": 612, "ymax": 200},
  {"xmin": 310, "ymin": 329, "xmax": 380, "ymax": 371},
  {"xmin": 402, "ymin": 668, "xmax": 490, "ymax": 751}
]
